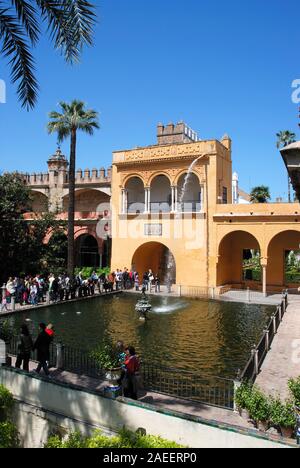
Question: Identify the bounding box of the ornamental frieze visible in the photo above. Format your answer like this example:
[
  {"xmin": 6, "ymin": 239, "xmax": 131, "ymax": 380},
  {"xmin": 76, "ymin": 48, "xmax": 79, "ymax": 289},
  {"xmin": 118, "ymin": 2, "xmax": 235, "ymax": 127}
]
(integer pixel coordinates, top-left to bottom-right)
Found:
[{"xmin": 113, "ymin": 141, "xmax": 217, "ymax": 165}]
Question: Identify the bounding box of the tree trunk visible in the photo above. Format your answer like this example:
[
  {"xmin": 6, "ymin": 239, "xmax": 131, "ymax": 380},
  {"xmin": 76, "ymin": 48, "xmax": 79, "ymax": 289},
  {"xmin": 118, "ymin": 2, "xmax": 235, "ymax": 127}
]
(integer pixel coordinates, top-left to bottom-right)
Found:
[
  {"xmin": 288, "ymin": 175, "xmax": 291, "ymax": 203},
  {"xmin": 67, "ymin": 128, "xmax": 76, "ymax": 277}
]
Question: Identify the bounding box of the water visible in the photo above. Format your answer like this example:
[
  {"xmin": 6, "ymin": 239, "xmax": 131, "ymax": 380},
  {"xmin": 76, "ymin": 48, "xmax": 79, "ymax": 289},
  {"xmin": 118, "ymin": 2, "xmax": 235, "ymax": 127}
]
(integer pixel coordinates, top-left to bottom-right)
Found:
[{"xmin": 7, "ymin": 294, "xmax": 274, "ymax": 378}]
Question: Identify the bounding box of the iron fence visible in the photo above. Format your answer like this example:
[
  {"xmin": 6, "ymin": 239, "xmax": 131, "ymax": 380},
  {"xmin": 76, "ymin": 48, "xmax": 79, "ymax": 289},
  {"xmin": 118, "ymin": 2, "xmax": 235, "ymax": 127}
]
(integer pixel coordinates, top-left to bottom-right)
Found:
[
  {"xmin": 239, "ymin": 292, "xmax": 288, "ymax": 383},
  {"xmin": 141, "ymin": 362, "xmax": 234, "ymax": 410}
]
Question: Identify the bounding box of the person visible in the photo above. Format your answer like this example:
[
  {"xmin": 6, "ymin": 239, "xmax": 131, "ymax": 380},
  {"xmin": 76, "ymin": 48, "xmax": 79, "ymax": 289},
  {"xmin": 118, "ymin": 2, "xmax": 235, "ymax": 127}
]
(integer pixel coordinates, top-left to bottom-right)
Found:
[
  {"xmin": 1, "ymin": 288, "xmax": 9, "ymax": 312},
  {"xmin": 123, "ymin": 346, "xmax": 140, "ymax": 400},
  {"xmin": 46, "ymin": 323, "xmax": 55, "ymax": 339},
  {"xmin": 15, "ymin": 324, "xmax": 33, "ymax": 372},
  {"xmin": 134, "ymin": 272, "xmax": 140, "ymax": 292},
  {"xmin": 155, "ymin": 274, "xmax": 161, "ymax": 293},
  {"xmin": 33, "ymin": 323, "xmax": 52, "ymax": 377}
]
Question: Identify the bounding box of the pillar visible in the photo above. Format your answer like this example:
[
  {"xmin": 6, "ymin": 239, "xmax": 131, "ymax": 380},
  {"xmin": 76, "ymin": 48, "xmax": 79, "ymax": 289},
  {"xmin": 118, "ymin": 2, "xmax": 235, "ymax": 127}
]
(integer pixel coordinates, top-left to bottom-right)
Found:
[
  {"xmin": 171, "ymin": 186, "xmax": 175, "ymax": 212},
  {"xmin": 121, "ymin": 189, "xmax": 126, "ymax": 214},
  {"xmin": 144, "ymin": 187, "xmax": 150, "ymax": 213},
  {"xmin": 174, "ymin": 186, "xmax": 178, "ymax": 212},
  {"xmin": 260, "ymin": 258, "xmax": 267, "ymax": 298}
]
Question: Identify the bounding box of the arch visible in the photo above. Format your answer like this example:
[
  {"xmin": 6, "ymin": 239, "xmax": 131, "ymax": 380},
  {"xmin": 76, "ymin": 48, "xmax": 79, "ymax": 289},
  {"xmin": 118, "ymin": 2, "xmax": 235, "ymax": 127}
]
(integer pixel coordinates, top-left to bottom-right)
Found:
[
  {"xmin": 177, "ymin": 172, "xmax": 202, "ymax": 212},
  {"xmin": 150, "ymin": 174, "xmax": 172, "ymax": 213},
  {"xmin": 174, "ymin": 170, "xmax": 201, "ymax": 186},
  {"xmin": 123, "ymin": 174, "xmax": 145, "ymax": 188},
  {"xmin": 63, "ymin": 188, "xmax": 110, "ymax": 213},
  {"xmin": 30, "ymin": 190, "xmax": 48, "ymax": 212},
  {"xmin": 125, "ymin": 176, "xmax": 145, "ymax": 214},
  {"xmin": 75, "ymin": 233, "xmax": 101, "ymax": 268},
  {"xmin": 267, "ymin": 230, "xmax": 300, "ymax": 287},
  {"xmin": 132, "ymin": 242, "xmax": 176, "ymax": 285},
  {"xmin": 148, "ymin": 171, "xmax": 172, "ymax": 186},
  {"xmin": 217, "ymin": 230, "xmax": 261, "ymax": 287}
]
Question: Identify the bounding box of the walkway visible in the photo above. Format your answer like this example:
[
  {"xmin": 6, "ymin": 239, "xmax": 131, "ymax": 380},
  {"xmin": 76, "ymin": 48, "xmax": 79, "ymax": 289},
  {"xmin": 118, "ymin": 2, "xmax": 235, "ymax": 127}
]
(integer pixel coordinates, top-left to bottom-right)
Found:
[
  {"xmin": 9, "ymin": 357, "xmax": 251, "ymax": 430},
  {"xmin": 220, "ymin": 290, "xmax": 295, "ymax": 306},
  {"xmin": 0, "ymin": 290, "xmax": 121, "ymax": 317},
  {"xmin": 256, "ymin": 296, "xmax": 300, "ymax": 399}
]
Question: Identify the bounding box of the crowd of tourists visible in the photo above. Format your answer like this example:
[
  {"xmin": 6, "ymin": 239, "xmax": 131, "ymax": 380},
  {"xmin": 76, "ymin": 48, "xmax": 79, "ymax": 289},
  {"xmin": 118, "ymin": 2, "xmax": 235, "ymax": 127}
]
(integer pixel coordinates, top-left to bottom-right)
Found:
[{"xmin": 0, "ymin": 269, "xmax": 165, "ymax": 311}]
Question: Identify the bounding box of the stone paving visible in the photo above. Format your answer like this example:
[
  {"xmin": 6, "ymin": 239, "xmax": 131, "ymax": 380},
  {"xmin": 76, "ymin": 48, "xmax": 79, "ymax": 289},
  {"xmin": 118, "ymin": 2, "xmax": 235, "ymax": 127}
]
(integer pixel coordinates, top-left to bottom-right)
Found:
[
  {"xmin": 256, "ymin": 296, "xmax": 300, "ymax": 399},
  {"xmin": 10, "ymin": 356, "xmax": 251, "ymax": 430}
]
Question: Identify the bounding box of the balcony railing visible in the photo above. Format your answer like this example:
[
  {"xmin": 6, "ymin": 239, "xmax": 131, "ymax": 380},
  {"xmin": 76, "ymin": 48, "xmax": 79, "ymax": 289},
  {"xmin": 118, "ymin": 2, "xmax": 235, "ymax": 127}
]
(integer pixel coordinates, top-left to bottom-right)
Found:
[{"xmin": 126, "ymin": 201, "xmax": 202, "ymax": 214}]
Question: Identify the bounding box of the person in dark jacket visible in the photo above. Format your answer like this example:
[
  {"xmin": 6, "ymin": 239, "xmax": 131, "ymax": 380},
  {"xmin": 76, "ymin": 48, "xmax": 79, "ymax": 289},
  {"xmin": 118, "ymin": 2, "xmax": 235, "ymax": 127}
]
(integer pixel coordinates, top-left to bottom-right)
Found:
[
  {"xmin": 33, "ymin": 323, "xmax": 52, "ymax": 376},
  {"xmin": 15, "ymin": 324, "xmax": 33, "ymax": 372}
]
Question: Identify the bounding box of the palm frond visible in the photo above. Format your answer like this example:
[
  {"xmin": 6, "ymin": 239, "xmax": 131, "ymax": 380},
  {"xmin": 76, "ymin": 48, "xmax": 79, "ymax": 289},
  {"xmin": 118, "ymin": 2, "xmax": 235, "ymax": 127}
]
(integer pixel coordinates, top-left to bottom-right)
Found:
[
  {"xmin": 0, "ymin": 8, "xmax": 38, "ymax": 108},
  {"xmin": 37, "ymin": 0, "xmax": 96, "ymax": 63},
  {"xmin": 11, "ymin": 0, "xmax": 40, "ymax": 44}
]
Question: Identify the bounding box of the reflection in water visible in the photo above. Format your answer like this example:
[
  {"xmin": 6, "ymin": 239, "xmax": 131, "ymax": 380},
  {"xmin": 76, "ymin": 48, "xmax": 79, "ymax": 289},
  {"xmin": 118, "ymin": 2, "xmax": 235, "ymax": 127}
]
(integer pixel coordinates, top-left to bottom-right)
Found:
[{"xmin": 10, "ymin": 294, "xmax": 274, "ymax": 378}]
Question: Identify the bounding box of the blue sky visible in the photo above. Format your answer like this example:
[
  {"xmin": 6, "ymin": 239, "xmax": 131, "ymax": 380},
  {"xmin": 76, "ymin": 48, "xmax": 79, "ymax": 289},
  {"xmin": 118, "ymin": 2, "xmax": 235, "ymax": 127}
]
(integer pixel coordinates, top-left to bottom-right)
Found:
[{"xmin": 0, "ymin": 0, "xmax": 299, "ymax": 200}]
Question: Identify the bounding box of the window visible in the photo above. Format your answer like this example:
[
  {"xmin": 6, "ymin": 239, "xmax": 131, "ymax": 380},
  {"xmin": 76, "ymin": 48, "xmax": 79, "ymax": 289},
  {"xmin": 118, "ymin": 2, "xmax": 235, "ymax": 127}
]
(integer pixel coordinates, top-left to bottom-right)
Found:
[{"xmin": 222, "ymin": 187, "xmax": 228, "ymax": 204}]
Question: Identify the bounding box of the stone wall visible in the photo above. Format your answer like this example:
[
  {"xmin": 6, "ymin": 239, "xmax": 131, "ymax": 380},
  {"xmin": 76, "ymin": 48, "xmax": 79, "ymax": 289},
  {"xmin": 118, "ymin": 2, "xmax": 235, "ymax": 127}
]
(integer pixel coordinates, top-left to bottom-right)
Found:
[{"xmin": 0, "ymin": 367, "xmax": 293, "ymax": 449}]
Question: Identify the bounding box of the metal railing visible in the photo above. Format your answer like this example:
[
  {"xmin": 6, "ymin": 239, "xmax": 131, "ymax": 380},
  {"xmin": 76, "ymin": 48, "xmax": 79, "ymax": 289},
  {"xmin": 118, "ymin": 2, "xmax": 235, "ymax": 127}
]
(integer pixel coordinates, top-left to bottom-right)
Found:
[
  {"xmin": 141, "ymin": 362, "xmax": 234, "ymax": 410},
  {"xmin": 238, "ymin": 292, "xmax": 288, "ymax": 383},
  {"xmin": 7, "ymin": 338, "xmax": 234, "ymax": 410}
]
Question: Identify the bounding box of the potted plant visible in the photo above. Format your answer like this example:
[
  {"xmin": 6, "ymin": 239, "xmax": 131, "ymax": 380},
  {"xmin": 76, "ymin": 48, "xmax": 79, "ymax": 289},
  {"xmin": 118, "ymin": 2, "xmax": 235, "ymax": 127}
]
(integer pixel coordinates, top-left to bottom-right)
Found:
[
  {"xmin": 288, "ymin": 377, "xmax": 300, "ymax": 407},
  {"xmin": 90, "ymin": 338, "xmax": 122, "ymax": 387},
  {"xmin": 247, "ymin": 386, "xmax": 271, "ymax": 431},
  {"xmin": 235, "ymin": 382, "xmax": 252, "ymax": 420},
  {"xmin": 270, "ymin": 398, "xmax": 296, "ymax": 439}
]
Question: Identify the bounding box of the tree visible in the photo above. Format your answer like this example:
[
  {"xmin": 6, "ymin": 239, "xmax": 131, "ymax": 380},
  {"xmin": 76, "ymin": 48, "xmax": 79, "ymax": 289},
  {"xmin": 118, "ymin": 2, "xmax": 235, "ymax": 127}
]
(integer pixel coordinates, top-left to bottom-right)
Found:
[
  {"xmin": 0, "ymin": 173, "xmax": 67, "ymax": 282},
  {"xmin": 250, "ymin": 186, "xmax": 271, "ymax": 204},
  {"xmin": 276, "ymin": 130, "xmax": 296, "ymax": 203},
  {"xmin": 47, "ymin": 100, "xmax": 99, "ymax": 277},
  {"xmin": 0, "ymin": 1, "xmax": 96, "ymax": 109}
]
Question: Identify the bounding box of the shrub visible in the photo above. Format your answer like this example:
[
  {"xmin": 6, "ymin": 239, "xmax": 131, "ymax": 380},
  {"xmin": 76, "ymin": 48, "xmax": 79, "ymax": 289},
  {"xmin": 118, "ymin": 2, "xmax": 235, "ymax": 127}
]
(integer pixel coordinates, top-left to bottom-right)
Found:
[
  {"xmin": 247, "ymin": 386, "xmax": 271, "ymax": 423},
  {"xmin": 74, "ymin": 267, "xmax": 110, "ymax": 280},
  {"xmin": 288, "ymin": 377, "xmax": 300, "ymax": 406},
  {"xmin": 270, "ymin": 398, "xmax": 296, "ymax": 429},
  {"xmin": 235, "ymin": 382, "xmax": 252, "ymax": 410},
  {"xmin": 0, "ymin": 385, "xmax": 14, "ymax": 421},
  {"xmin": 45, "ymin": 429, "xmax": 186, "ymax": 449},
  {"xmin": 0, "ymin": 422, "xmax": 19, "ymax": 448},
  {"xmin": 0, "ymin": 320, "xmax": 14, "ymax": 344}
]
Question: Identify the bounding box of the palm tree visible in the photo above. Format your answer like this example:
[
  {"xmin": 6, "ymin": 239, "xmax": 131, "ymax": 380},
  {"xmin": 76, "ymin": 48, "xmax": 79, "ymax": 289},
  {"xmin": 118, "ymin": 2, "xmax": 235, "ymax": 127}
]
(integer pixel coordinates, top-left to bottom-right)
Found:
[
  {"xmin": 48, "ymin": 100, "xmax": 99, "ymax": 276},
  {"xmin": 250, "ymin": 186, "xmax": 271, "ymax": 204},
  {"xmin": 0, "ymin": 1, "xmax": 96, "ymax": 109},
  {"xmin": 276, "ymin": 130, "xmax": 296, "ymax": 202}
]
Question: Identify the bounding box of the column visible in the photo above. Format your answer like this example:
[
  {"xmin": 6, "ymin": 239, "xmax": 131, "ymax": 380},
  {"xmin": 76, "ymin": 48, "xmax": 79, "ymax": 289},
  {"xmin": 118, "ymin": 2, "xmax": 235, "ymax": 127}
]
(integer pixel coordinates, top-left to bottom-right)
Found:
[
  {"xmin": 121, "ymin": 189, "xmax": 126, "ymax": 214},
  {"xmin": 200, "ymin": 186, "xmax": 205, "ymax": 212},
  {"xmin": 171, "ymin": 186, "xmax": 175, "ymax": 212},
  {"xmin": 262, "ymin": 264, "xmax": 267, "ymax": 297},
  {"xmin": 174, "ymin": 186, "xmax": 178, "ymax": 212},
  {"xmin": 147, "ymin": 187, "xmax": 151, "ymax": 213}
]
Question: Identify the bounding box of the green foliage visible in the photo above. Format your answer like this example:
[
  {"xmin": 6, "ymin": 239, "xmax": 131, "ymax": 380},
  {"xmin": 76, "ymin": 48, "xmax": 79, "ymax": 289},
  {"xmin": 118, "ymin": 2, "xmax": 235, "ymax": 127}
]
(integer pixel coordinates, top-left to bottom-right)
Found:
[
  {"xmin": 45, "ymin": 429, "xmax": 186, "ymax": 449},
  {"xmin": 0, "ymin": 320, "xmax": 15, "ymax": 344},
  {"xmin": 285, "ymin": 251, "xmax": 300, "ymax": 284},
  {"xmin": 270, "ymin": 398, "xmax": 296, "ymax": 429},
  {"xmin": 74, "ymin": 267, "xmax": 110, "ymax": 279},
  {"xmin": 0, "ymin": 173, "xmax": 67, "ymax": 282},
  {"xmin": 90, "ymin": 337, "xmax": 120, "ymax": 370},
  {"xmin": 0, "ymin": 385, "xmax": 14, "ymax": 421},
  {"xmin": 250, "ymin": 186, "xmax": 271, "ymax": 204},
  {"xmin": 235, "ymin": 382, "xmax": 253, "ymax": 410},
  {"xmin": 0, "ymin": 421, "xmax": 19, "ymax": 448},
  {"xmin": 288, "ymin": 377, "xmax": 300, "ymax": 406},
  {"xmin": 244, "ymin": 386, "xmax": 271, "ymax": 423}
]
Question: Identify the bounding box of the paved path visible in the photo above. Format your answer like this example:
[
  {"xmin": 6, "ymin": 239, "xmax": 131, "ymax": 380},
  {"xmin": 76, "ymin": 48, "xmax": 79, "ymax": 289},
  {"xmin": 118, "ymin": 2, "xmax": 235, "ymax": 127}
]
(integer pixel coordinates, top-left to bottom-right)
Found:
[
  {"xmin": 0, "ymin": 290, "xmax": 122, "ymax": 317},
  {"xmin": 220, "ymin": 290, "xmax": 295, "ymax": 306},
  {"xmin": 10, "ymin": 357, "xmax": 251, "ymax": 430},
  {"xmin": 256, "ymin": 296, "xmax": 300, "ymax": 399}
]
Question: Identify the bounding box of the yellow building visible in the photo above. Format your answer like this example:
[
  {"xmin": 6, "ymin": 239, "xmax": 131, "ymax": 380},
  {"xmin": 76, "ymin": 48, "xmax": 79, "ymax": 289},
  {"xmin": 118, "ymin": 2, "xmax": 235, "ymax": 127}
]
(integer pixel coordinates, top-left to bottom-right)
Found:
[{"xmin": 111, "ymin": 122, "xmax": 300, "ymax": 296}]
